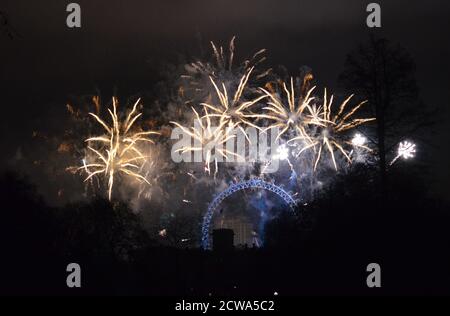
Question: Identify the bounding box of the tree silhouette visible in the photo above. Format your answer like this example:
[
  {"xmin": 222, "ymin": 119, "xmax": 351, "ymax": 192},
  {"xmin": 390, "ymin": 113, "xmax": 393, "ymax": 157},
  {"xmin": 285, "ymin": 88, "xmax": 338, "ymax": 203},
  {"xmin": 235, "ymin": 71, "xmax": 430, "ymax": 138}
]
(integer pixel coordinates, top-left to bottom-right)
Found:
[
  {"xmin": 339, "ymin": 35, "xmax": 434, "ymax": 198},
  {"xmin": 59, "ymin": 198, "xmax": 150, "ymax": 262},
  {"xmin": 0, "ymin": 171, "xmax": 59, "ymax": 294},
  {"xmin": 0, "ymin": 10, "xmax": 19, "ymax": 40}
]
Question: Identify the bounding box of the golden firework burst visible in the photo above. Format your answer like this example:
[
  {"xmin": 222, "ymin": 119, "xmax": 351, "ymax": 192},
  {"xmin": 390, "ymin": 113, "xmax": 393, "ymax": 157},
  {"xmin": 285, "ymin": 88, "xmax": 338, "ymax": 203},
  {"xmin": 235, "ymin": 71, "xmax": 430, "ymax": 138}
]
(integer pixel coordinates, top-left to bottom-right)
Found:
[
  {"xmin": 80, "ymin": 97, "xmax": 159, "ymax": 200},
  {"xmin": 289, "ymin": 89, "xmax": 375, "ymax": 170}
]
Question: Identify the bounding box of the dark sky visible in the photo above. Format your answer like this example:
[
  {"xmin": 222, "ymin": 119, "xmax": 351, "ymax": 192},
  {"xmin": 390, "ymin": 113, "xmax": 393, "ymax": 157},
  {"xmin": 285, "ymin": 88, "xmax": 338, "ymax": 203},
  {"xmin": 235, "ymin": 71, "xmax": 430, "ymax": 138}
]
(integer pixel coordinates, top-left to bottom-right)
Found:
[{"xmin": 1, "ymin": 0, "xmax": 449, "ymax": 197}]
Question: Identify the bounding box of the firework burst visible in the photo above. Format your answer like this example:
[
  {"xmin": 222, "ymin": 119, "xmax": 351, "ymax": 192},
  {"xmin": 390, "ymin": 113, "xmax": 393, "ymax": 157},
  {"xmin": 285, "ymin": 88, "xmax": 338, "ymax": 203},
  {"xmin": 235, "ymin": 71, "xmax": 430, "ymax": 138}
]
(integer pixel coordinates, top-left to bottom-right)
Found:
[
  {"xmin": 289, "ymin": 89, "xmax": 375, "ymax": 170},
  {"xmin": 80, "ymin": 97, "xmax": 159, "ymax": 200},
  {"xmin": 180, "ymin": 36, "xmax": 271, "ymax": 104},
  {"xmin": 390, "ymin": 141, "xmax": 416, "ymax": 165},
  {"xmin": 201, "ymin": 68, "xmax": 267, "ymax": 140},
  {"xmin": 209, "ymin": 36, "xmax": 270, "ymax": 77},
  {"xmin": 249, "ymin": 77, "xmax": 323, "ymax": 141},
  {"xmin": 171, "ymin": 106, "xmax": 240, "ymax": 177},
  {"xmin": 351, "ymin": 133, "xmax": 367, "ymax": 147}
]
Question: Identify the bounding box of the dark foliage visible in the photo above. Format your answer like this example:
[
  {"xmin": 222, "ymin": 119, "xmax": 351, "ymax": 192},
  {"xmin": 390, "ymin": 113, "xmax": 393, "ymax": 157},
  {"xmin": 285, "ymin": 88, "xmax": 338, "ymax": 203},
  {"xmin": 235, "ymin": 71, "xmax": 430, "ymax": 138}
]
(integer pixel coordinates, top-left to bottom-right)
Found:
[
  {"xmin": 1, "ymin": 166, "xmax": 449, "ymax": 295},
  {"xmin": 339, "ymin": 35, "xmax": 436, "ymax": 199}
]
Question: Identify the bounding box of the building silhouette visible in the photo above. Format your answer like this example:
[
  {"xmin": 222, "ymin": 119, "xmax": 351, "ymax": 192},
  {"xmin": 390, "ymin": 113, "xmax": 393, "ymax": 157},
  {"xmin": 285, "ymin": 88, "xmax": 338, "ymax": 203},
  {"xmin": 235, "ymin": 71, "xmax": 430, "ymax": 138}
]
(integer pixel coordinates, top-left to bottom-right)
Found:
[
  {"xmin": 218, "ymin": 216, "xmax": 254, "ymax": 247},
  {"xmin": 212, "ymin": 228, "xmax": 234, "ymax": 252}
]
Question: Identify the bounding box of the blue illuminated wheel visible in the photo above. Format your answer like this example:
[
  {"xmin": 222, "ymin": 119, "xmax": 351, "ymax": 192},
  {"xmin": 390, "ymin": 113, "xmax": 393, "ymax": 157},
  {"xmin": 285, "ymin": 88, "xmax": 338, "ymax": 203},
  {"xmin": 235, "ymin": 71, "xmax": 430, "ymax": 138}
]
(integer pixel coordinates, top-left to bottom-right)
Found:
[{"xmin": 201, "ymin": 178, "xmax": 297, "ymax": 249}]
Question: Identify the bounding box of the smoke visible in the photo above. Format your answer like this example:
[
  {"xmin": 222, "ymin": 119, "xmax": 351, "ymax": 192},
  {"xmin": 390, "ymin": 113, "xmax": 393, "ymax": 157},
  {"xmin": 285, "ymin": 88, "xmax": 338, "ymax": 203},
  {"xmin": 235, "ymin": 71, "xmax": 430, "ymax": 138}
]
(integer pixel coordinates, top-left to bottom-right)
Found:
[{"xmin": 10, "ymin": 36, "xmax": 376, "ymax": 247}]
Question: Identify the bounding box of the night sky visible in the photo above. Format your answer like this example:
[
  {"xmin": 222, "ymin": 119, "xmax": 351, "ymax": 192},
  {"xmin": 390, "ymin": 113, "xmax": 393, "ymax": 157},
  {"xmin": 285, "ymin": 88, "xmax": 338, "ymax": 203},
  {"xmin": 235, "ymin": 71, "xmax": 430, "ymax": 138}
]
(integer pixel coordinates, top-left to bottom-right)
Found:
[{"xmin": 1, "ymin": 0, "xmax": 449, "ymax": 198}]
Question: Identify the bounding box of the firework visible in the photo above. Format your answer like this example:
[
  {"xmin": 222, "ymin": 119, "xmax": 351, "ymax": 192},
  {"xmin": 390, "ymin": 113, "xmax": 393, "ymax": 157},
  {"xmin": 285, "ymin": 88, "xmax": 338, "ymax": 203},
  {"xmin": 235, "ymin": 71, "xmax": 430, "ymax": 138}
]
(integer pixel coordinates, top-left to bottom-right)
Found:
[
  {"xmin": 201, "ymin": 68, "xmax": 267, "ymax": 140},
  {"xmin": 208, "ymin": 36, "xmax": 269, "ymax": 76},
  {"xmin": 260, "ymin": 143, "xmax": 297, "ymax": 177},
  {"xmin": 180, "ymin": 36, "xmax": 271, "ymax": 104},
  {"xmin": 351, "ymin": 133, "xmax": 367, "ymax": 147},
  {"xmin": 171, "ymin": 106, "xmax": 240, "ymax": 177},
  {"xmin": 273, "ymin": 143, "xmax": 290, "ymax": 161},
  {"xmin": 273, "ymin": 143, "xmax": 295, "ymax": 178},
  {"xmin": 249, "ymin": 78, "xmax": 323, "ymax": 141},
  {"xmin": 390, "ymin": 141, "xmax": 416, "ymax": 165},
  {"xmin": 80, "ymin": 97, "xmax": 159, "ymax": 200},
  {"xmin": 289, "ymin": 89, "xmax": 375, "ymax": 170}
]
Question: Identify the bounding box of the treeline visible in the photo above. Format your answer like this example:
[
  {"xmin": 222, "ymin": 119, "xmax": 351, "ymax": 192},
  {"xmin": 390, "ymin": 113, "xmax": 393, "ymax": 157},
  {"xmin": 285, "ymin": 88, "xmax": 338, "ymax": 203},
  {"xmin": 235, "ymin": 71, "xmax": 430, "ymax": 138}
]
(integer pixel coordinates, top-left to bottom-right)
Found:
[{"xmin": 1, "ymin": 167, "xmax": 449, "ymax": 295}]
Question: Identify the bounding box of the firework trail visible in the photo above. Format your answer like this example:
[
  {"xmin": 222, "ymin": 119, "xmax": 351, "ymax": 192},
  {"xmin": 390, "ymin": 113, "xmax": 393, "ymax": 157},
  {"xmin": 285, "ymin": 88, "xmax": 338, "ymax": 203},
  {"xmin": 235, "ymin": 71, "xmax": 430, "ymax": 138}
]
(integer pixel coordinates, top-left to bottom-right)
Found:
[
  {"xmin": 262, "ymin": 143, "xmax": 297, "ymax": 184},
  {"xmin": 80, "ymin": 97, "xmax": 159, "ymax": 200},
  {"xmin": 180, "ymin": 36, "xmax": 271, "ymax": 104}
]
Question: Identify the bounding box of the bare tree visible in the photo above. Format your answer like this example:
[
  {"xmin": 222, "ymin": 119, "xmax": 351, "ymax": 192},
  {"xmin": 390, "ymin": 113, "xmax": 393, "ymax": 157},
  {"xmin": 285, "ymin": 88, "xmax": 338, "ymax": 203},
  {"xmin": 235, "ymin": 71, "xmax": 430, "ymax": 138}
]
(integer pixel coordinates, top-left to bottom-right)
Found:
[
  {"xmin": 1, "ymin": 10, "xmax": 19, "ymax": 40},
  {"xmin": 339, "ymin": 34, "xmax": 433, "ymax": 198}
]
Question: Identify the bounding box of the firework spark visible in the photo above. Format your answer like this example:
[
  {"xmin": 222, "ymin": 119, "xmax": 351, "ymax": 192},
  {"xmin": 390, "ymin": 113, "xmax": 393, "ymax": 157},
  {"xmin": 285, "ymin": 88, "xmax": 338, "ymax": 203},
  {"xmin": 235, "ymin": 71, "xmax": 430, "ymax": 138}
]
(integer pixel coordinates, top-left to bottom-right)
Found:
[
  {"xmin": 80, "ymin": 97, "xmax": 159, "ymax": 200},
  {"xmin": 390, "ymin": 141, "xmax": 416, "ymax": 165},
  {"xmin": 289, "ymin": 89, "xmax": 375, "ymax": 170},
  {"xmin": 171, "ymin": 106, "xmax": 240, "ymax": 177}
]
